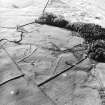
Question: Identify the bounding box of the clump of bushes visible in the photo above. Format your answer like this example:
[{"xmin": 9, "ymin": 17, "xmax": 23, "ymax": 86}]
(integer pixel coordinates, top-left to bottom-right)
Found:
[
  {"xmin": 88, "ymin": 40, "xmax": 105, "ymax": 62},
  {"xmin": 35, "ymin": 12, "xmax": 68, "ymax": 28}
]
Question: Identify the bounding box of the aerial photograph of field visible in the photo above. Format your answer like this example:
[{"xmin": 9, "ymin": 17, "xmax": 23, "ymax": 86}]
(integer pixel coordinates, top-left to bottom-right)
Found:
[{"xmin": 0, "ymin": 0, "xmax": 105, "ymax": 105}]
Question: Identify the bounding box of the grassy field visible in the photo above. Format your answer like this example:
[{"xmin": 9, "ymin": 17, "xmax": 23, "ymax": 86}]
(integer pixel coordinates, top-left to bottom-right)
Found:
[{"xmin": 0, "ymin": 0, "xmax": 105, "ymax": 105}]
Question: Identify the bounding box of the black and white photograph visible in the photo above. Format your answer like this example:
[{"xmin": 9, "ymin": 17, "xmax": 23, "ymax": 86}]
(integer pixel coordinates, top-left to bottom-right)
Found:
[{"xmin": 0, "ymin": 0, "xmax": 105, "ymax": 105}]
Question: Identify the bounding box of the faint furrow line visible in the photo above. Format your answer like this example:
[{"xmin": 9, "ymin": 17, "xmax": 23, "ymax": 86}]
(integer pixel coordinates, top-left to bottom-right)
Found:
[
  {"xmin": 17, "ymin": 48, "xmax": 38, "ymax": 63},
  {"xmin": 71, "ymin": 72, "xmax": 77, "ymax": 105},
  {"xmin": 18, "ymin": 21, "xmax": 36, "ymax": 28},
  {"xmin": 0, "ymin": 22, "xmax": 35, "ymax": 30},
  {"xmin": 0, "ymin": 26, "xmax": 16, "ymax": 29},
  {"xmin": 52, "ymin": 55, "xmax": 63, "ymax": 75},
  {"xmin": 30, "ymin": 77, "xmax": 57, "ymax": 105},
  {"xmin": 38, "ymin": 86, "xmax": 57, "ymax": 105},
  {"xmin": 2, "ymin": 46, "xmax": 24, "ymax": 76}
]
